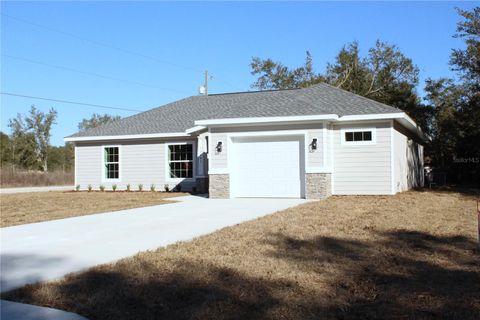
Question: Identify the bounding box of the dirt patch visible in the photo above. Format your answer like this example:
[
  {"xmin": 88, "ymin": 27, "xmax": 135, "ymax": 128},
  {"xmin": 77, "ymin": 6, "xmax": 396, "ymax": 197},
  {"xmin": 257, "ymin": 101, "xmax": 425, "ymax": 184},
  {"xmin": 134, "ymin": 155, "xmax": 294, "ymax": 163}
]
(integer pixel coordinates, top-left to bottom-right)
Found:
[
  {"xmin": 0, "ymin": 191, "xmax": 184, "ymax": 227},
  {"xmin": 3, "ymin": 190, "xmax": 480, "ymax": 319}
]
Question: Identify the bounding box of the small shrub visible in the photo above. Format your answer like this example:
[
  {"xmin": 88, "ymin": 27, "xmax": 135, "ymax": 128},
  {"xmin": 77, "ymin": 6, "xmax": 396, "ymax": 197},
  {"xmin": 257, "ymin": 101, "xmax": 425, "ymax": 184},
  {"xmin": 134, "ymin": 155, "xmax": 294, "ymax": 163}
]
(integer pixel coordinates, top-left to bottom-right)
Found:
[
  {"xmin": 138, "ymin": 184, "xmax": 143, "ymax": 192},
  {"xmin": 126, "ymin": 184, "xmax": 131, "ymax": 192},
  {"xmin": 164, "ymin": 184, "xmax": 170, "ymax": 192},
  {"xmin": 87, "ymin": 184, "xmax": 92, "ymax": 192},
  {"xmin": 150, "ymin": 184, "xmax": 156, "ymax": 192},
  {"xmin": 75, "ymin": 184, "xmax": 80, "ymax": 192},
  {"xmin": 112, "ymin": 184, "xmax": 117, "ymax": 192},
  {"xmin": 100, "ymin": 185, "xmax": 105, "ymax": 192}
]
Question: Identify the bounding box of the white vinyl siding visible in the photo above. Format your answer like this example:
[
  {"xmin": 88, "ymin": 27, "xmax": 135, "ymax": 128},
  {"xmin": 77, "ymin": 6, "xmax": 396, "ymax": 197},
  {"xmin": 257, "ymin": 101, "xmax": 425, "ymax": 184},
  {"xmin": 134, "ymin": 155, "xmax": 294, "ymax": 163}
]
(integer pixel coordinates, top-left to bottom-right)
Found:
[
  {"xmin": 74, "ymin": 139, "xmax": 197, "ymax": 191},
  {"xmin": 210, "ymin": 134, "xmax": 228, "ymax": 170},
  {"xmin": 76, "ymin": 145, "xmax": 102, "ymax": 188},
  {"xmin": 393, "ymin": 121, "xmax": 424, "ymax": 191},
  {"xmin": 332, "ymin": 122, "xmax": 392, "ymax": 195},
  {"xmin": 307, "ymin": 128, "xmax": 323, "ymax": 168},
  {"xmin": 122, "ymin": 142, "xmax": 165, "ymax": 187},
  {"xmin": 394, "ymin": 124, "xmax": 408, "ymax": 192}
]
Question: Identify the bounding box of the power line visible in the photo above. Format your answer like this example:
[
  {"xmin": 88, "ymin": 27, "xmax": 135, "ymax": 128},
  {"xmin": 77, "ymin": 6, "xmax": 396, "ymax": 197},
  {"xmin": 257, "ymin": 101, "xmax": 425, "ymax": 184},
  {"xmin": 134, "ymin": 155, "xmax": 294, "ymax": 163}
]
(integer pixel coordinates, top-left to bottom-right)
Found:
[
  {"xmin": 2, "ymin": 54, "xmax": 187, "ymax": 93},
  {"xmin": 210, "ymin": 72, "xmax": 244, "ymax": 91},
  {"xmin": 2, "ymin": 13, "xmax": 246, "ymax": 92},
  {"xmin": 2, "ymin": 13, "xmax": 203, "ymax": 74},
  {"xmin": 1, "ymin": 92, "xmax": 143, "ymax": 112}
]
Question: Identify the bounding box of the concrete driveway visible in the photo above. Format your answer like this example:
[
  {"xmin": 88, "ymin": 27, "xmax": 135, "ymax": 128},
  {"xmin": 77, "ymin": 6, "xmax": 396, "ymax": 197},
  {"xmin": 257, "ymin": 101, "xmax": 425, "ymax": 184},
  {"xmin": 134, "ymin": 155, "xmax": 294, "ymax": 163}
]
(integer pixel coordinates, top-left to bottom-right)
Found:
[{"xmin": 1, "ymin": 195, "xmax": 308, "ymax": 292}]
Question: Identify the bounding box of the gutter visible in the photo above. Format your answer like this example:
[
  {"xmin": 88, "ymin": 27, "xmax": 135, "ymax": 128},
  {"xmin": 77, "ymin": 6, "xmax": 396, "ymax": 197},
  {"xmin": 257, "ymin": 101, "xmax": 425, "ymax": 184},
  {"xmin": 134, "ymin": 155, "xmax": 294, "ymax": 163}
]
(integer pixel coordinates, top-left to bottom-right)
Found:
[{"xmin": 64, "ymin": 132, "xmax": 191, "ymax": 142}]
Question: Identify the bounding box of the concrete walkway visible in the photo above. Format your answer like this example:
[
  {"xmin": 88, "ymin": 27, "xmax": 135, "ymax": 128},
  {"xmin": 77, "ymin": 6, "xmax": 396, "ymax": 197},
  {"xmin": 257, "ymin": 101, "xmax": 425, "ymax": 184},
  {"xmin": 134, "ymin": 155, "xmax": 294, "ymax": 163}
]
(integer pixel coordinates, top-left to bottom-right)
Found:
[
  {"xmin": 0, "ymin": 186, "xmax": 74, "ymax": 194},
  {"xmin": 0, "ymin": 300, "xmax": 88, "ymax": 320},
  {"xmin": 1, "ymin": 195, "xmax": 307, "ymax": 292}
]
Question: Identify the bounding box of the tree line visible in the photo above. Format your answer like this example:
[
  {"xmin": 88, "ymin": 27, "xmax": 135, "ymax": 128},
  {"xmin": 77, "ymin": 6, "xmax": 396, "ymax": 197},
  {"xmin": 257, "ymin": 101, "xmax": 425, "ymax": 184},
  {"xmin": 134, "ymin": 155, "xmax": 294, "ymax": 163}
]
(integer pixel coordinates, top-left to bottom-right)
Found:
[
  {"xmin": 0, "ymin": 110, "xmax": 120, "ymax": 172},
  {"xmin": 1, "ymin": 7, "xmax": 477, "ymax": 184},
  {"xmin": 250, "ymin": 7, "xmax": 479, "ymax": 184}
]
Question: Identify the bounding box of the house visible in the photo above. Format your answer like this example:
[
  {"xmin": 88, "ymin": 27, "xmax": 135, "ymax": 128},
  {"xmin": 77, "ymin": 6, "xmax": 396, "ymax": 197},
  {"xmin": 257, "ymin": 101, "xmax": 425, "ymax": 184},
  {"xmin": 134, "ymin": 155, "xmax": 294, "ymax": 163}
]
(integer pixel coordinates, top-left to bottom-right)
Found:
[{"xmin": 64, "ymin": 83, "xmax": 426, "ymax": 199}]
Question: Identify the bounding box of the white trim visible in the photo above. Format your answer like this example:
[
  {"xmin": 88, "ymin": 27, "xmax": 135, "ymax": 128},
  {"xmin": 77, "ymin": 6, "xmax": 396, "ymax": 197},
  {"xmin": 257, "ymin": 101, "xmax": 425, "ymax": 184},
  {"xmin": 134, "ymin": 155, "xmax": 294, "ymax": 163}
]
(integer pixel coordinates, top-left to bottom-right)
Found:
[
  {"xmin": 185, "ymin": 126, "xmax": 206, "ymax": 134},
  {"xmin": 74, "ymin": 145, "xmax": 77, "ymax": 187},
  {"xmin": 208, "ymin": 168, "xmax": 229, "ymax": 175},
  {"xmin": 322, "ymin": 121, "xmax": 327, "ymax": 166},
  {"xmin": 65, "ymin": 132, "xmax": 190, "ymax": 142},
  {"xmin": 196, "ymin": 134, "xmax": 208, "ymax": 176},
  {"xmin": 330, "ymin": 124, "xmax": 335, "ymax": 194},
  {"xmin": 226, "ymin": 129, "xmax": 308, "ymax": 138},
  {"xmin": 164, "ymin": 141, "xmax": 196, "ymax": 183},
  {"xmin": 101, "ymin": 145, "xmax": 122, "ymax": 183},
  {"xmin": 227, "ymin": 135, "xmax": 234, "ymax": 198},
  {"xmin": 338, "ymin": 113, "xmax": 406, "ymax": 122},
  {"xmin": 340, "ymin": 127, "xmax": 377, "ymax": 146},
  {"xmin": 306, "ymin": 167, "xmax": 332, "ymax": 173},
  {"xmin": 195, "ymin": 114, "xmax": 339, "ymax": 126},
  {"xmin": 390, "ymin": 120, "xmax": 396, "ymax": 195},
  {"xmin": 302, "ymin": 134, "xmax": 307, "ymax": 198}
]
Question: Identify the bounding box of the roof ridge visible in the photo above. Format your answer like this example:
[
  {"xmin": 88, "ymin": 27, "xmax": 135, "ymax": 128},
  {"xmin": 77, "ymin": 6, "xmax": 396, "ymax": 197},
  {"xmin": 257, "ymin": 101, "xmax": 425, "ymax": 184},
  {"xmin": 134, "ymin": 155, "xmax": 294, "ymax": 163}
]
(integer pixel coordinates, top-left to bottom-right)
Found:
[
  {"xmin": 311, "ymin": 82, "xmax": 401, "ymax": 112},
  {"xmin": 206, "ymin": 87, "xmax": 300, "ymax": 96}
]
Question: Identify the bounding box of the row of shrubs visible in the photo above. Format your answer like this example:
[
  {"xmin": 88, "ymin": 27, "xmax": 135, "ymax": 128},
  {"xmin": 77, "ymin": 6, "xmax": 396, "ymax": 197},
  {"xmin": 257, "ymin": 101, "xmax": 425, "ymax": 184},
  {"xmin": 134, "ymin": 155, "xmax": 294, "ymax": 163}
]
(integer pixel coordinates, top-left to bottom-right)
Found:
[{"xmin": 75, "ymin": 183, "xmax": 177, "ymax": 192}]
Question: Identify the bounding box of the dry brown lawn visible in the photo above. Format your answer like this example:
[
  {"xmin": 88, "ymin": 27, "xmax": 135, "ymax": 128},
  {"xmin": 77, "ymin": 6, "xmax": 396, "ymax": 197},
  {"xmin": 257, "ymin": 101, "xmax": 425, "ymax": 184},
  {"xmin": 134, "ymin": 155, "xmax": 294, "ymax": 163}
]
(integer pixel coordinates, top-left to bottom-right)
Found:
[
  {"xmin": 3, "ymin": 190, "xmax": 480, "ymax": 319},
  {"xmin": 0, "ymin": 191, "xmax": 184, "ymax": 227}
]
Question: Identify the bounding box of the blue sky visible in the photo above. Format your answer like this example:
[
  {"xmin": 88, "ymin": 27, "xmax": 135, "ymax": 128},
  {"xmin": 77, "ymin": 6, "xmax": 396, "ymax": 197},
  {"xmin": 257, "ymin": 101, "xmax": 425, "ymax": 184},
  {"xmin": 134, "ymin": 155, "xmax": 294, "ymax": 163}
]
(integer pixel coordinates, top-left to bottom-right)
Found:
[{"xmin": 1, "ymin": 1, "xmax": 476, "ymax": 146}]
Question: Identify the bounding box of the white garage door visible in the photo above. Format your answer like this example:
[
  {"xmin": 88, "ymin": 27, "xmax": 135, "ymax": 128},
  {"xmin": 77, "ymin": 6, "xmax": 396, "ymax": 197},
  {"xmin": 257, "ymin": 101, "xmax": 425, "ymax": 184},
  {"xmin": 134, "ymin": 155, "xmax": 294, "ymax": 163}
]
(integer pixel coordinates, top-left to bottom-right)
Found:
[{"xmin": 231, "ymin": 136, "xmax": 304, "ymax": 198}]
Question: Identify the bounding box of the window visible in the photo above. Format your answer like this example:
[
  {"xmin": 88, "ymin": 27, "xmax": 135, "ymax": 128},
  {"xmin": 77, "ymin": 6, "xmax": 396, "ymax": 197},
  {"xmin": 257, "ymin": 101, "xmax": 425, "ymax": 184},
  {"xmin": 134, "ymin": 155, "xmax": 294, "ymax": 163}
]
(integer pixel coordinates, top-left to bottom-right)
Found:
[
  {"xmin": 168, "ymin": 143, "xmax": 193, "ymax": 179},
  {"xmin": 341, "ymin": 128, "xmax": 376, "ymax": 145},
  {"xmin": 104, "ymin": 147, "xmax": 120, "ymax": 180},
  {"xmin": 345, "ymin": 131, "xmax": 372, "ymax": 142}
]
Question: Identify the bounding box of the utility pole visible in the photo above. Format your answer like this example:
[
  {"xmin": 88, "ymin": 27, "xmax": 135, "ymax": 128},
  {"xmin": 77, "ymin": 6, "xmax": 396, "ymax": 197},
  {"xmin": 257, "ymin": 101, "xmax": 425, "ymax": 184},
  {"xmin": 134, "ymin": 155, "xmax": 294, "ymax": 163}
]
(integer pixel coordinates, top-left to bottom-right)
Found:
[{"xmin": 204, "ymin": 70, "xmax": 208, "ymax": 95}]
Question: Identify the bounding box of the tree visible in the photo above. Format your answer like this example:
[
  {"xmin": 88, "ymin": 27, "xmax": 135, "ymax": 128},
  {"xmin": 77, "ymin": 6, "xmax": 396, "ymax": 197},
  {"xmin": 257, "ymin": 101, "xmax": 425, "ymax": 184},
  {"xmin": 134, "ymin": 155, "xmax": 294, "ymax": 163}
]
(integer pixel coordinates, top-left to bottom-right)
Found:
[
  {"xmin": 449, "ymin": 7, "xmax": 480, "ymax": 182},
  {"xmin": 250, "ymin": 41, "xmax": 431, "ymax": 130},
  {"xmin": 0, "ymin": 132, "xmax": 13, "ymax": 166},
  {"xmin": 78, "ymin": 113, "xmax": 121, "ymax": 131},
  {"xmin": 325, "ymin": 40, "xmax": 420, "ymax": 107},
  {"xmin": 450, "ymin": 7, "xmax": 480, "ymax": 90},
  {"xmin": 250, "ymin": 51, "xmax": 324, "ymax": 90},
  {"xmin": 424, "ymin": 78, "xmax": 463, "ymax": 167},
  {"xmin": 47, "ymin": 143, "xmax": 74, "ymax": 172},
  {"xmin": 423, "ymin": 7, "xmax": 480, "ymax": 184},
  {"xmin": 8, "ymin": 105, "xmax": 57, "ymax": 171},
  {"xmin": 8, "ymin": 113, "xmax": 38, "ymax": 170}
]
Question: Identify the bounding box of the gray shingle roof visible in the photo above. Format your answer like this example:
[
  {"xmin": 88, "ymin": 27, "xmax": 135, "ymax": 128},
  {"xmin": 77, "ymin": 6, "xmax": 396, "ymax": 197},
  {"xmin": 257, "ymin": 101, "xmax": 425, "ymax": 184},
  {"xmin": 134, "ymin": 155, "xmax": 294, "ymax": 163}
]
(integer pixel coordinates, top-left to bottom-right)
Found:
[{"xmin": 67, "ymin": 83, "xmax": 401, "ymax": 138}]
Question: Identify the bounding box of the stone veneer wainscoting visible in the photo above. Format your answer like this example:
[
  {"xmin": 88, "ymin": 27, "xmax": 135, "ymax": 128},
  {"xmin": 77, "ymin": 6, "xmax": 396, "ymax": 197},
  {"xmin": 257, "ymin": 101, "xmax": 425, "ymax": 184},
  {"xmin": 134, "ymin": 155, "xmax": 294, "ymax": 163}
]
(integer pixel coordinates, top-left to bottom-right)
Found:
[
  {"xmin": 305, "ymin": 173, "xmax": 332, "ymax": 199},
  {"xmin": 209, "ymin": 174, "xmax": 230, "ymax": 198}
]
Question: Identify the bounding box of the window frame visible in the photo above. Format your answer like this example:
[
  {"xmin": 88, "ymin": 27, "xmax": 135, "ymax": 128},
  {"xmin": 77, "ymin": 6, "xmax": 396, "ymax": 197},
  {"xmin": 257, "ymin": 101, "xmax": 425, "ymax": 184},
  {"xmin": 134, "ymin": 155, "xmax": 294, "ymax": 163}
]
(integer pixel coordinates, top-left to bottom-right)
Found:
[
  {"xmin": 165, "ymin": 141, "xmax": 196, "ymax": 182},
  {"xmin": 101, "ymin": 145, "xmax": 121, "ymax": 182},
  {"xmin": 340, "ymin": 128, "xmax": 377, "ymax": 146}
]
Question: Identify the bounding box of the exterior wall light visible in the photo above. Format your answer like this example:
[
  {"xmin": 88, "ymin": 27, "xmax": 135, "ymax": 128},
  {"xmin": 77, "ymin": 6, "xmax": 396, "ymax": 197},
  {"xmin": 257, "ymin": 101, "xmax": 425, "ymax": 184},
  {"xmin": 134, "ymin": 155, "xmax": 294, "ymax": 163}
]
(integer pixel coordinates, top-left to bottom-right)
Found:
[
  {"xmin": 216, "ymin": 141, "xmax": 223, "ymax": 153},
  {"xmin": 311, "ymin": 138, "xmax": 318, "ymax": 150}
]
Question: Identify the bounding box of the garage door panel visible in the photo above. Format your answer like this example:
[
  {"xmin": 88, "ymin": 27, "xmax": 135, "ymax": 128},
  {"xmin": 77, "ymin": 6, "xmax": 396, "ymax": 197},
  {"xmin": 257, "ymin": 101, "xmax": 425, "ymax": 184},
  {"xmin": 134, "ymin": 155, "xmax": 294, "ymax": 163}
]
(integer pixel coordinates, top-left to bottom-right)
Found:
[{"xmin": 232, "ymin": 136, "xmax": 303, "ymax": 198}]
